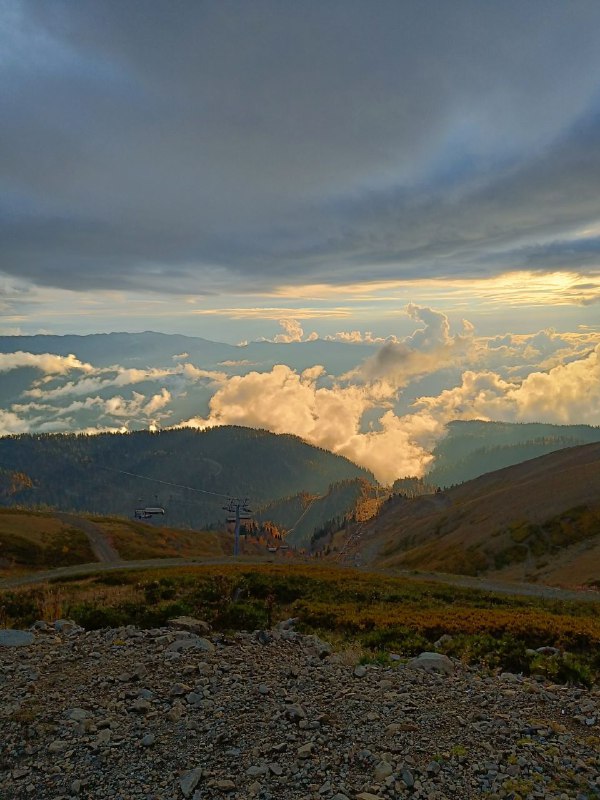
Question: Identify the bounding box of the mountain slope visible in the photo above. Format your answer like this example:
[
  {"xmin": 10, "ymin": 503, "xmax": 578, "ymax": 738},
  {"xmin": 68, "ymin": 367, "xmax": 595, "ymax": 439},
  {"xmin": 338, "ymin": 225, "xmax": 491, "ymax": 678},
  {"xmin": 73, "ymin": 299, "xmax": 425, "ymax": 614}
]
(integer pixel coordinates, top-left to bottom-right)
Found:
[
  {"xmin": 0, "ymin": 427, "xmax": 374, "ymax": 529},
  {"xmin": 355, "ymin": 442, "xmax": 600, "ymax": 588},
  {"xmin": 256, "ymin": 478, "xmax": 381, "ymax": 549}
]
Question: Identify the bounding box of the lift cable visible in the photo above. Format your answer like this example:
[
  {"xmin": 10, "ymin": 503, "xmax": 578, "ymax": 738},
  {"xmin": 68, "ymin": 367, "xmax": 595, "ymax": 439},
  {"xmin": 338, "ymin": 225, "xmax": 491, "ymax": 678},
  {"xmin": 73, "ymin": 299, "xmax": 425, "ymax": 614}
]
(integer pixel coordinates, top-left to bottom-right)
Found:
[{"xmin": 96, "ymin": 465, "xmax": 236, "ymax": 501}]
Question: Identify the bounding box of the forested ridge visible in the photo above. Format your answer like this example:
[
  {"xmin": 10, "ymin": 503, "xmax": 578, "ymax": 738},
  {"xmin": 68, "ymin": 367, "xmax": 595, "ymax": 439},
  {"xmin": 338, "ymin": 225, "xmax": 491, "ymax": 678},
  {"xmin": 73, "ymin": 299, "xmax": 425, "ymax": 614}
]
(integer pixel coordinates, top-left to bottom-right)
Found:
[{"xmin": 0, "ymin": 427, "xmax": 374, "ymax": 530}]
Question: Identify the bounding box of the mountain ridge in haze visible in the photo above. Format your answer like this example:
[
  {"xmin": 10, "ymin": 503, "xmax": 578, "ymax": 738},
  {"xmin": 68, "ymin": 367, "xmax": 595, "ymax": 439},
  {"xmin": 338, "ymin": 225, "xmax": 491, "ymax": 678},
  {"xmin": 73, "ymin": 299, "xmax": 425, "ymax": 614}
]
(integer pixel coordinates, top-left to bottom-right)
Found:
[{"xmin": 426, "ymin": 419, "xmax": 600, "ymax": 487}]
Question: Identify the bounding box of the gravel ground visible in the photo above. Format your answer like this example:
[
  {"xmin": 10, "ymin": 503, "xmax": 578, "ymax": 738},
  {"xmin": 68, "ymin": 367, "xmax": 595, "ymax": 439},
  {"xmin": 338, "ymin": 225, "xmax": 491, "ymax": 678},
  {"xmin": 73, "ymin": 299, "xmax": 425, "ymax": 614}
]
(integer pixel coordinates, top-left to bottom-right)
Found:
[{"xmin": 1, "ymin": 620, "xmax": 599, "ymax": 800}]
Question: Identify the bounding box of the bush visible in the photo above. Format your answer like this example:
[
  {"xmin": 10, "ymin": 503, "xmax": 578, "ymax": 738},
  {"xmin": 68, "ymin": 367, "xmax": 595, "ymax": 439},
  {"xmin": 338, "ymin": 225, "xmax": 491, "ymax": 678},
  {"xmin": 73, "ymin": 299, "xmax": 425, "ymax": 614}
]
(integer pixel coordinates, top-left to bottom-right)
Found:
[
  {"xmin": 216, "ymin": 601, "xmax": 268, "ymax": 631},
  {"xmin": 70, "ymin": 603, "xmax": 129, "ymax": 630}
]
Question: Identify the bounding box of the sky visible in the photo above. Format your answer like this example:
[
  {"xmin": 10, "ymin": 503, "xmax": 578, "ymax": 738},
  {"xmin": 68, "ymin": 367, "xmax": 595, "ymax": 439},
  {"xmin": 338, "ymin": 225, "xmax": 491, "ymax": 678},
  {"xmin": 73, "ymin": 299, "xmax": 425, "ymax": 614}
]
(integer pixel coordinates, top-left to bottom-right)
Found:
[{"xmin": 1, "ymin": 1, "xmax": 600, "ymax": 482}]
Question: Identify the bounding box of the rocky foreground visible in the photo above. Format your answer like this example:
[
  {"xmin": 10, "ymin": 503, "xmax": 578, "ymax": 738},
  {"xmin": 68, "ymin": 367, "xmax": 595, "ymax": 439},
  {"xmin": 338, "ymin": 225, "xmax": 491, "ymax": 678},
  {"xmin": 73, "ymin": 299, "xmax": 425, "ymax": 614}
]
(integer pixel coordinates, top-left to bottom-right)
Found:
[{"xmin": 1, "ymin": 620, "xmax": 599, "ymax": 800}]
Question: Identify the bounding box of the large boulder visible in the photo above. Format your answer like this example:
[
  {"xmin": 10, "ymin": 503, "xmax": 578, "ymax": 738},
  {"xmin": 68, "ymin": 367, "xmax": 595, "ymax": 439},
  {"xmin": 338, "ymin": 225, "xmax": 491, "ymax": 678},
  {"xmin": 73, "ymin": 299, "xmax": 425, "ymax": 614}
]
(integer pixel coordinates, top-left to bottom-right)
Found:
[
  {"xmin": 168, "ymin": 616, "xmax": 211, "ymax": 635},
  {"xmin": 0, "ymin": 629, "xmax": 35, "ymax": 647},
  {"xmin": 406, "ymin": 651, "xmax": 455, "ymax": 676}
]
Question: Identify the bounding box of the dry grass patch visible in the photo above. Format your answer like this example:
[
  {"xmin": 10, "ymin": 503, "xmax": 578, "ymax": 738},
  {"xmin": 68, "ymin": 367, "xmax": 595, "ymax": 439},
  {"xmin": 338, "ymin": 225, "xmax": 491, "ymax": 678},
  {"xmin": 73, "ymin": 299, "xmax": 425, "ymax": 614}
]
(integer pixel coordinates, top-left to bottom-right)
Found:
[
  {"xmin": 0, "ymin": 509, "xmax": 95, "ymax": 570},
  {"xmin": 90, "ymin": 517, "xmax": 228, "ymax": 560}
]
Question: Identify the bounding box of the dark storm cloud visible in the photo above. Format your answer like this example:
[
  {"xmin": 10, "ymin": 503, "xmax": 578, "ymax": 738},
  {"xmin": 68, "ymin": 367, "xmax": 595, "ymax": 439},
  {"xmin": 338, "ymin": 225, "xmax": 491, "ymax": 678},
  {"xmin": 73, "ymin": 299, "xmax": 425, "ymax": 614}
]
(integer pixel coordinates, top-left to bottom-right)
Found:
[
  {"xmin": 2, "ymin": 0, "xmax": 600, "ymax": 293},
  {"xmin": 490, "ymin": 236, "xmax": 600, "ymax": 272}
]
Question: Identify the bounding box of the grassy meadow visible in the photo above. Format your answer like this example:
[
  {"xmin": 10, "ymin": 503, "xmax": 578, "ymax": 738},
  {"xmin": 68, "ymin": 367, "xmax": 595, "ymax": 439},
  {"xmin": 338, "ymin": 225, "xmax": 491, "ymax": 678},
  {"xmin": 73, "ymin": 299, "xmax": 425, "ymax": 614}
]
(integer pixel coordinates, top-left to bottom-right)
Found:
[
  {"xmin": 1, "ymin": 563, "xmax": 599, "ymax": 686},
  {"xmin": 89, "ymin": 516, "xmax": 230, "ymax": 560}
]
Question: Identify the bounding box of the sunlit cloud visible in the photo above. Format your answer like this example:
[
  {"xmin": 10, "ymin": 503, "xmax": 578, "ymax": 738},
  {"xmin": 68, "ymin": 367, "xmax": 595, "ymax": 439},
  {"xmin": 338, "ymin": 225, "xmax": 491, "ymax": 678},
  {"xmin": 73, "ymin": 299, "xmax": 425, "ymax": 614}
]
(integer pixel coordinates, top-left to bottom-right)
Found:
[
  {"xmin": 190, "ymin": 307, "xmax": 354, "ymax": 320},
  {"xmin": 0, "ymin": 351, "xmax": 94, "ymax": 375},
  {"xmin": 2, "ymin": 302, "xmax": 600, "ymax": 483}
]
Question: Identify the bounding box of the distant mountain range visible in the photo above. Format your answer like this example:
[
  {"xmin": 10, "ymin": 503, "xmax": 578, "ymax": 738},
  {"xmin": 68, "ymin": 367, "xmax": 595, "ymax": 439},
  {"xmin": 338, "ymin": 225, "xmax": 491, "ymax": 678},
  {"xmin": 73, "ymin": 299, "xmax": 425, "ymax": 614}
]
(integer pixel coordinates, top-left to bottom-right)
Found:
[
  {"xmin": 0, "ymin": 331, "xmax": 375, "ymax": 373},
  {"xmin": 0, "ymin": 427, "xmax": 375, "ymax": 533},
  {"xmin": 351, "ymin": 441, "xmax": 600, "ymax": 589}
]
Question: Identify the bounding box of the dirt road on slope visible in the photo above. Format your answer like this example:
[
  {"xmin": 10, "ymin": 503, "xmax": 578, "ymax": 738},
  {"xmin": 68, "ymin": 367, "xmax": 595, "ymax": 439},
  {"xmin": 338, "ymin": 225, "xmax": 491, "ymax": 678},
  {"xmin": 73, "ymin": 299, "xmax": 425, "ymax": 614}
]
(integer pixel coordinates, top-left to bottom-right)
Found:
[{"xmin": 55, "ymin": 512, "xmax": 121, "ymax": 563}]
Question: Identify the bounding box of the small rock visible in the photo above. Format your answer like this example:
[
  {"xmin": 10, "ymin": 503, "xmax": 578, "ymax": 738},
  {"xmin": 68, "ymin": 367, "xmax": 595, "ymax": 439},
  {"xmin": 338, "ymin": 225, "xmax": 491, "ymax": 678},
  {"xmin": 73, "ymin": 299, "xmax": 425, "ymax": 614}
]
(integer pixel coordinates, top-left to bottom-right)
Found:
[
  {"xmin": 297, "ymin": 742, "xmax": 314, "ymax": 759},
  {"xmin": 354, "ymin": 664, "xmax": 367, "ymax": 678},
  {"xmin": 54, "ymin": 619, "xmax": 80, "ymax": 634},
  {"xmin": 48, "ymin": 740, "xmax": 69, "ymax": 754},
  {"xmin": 141, "ymin": 733, "xmax": 155, "ymax": 747},
  {"xmin": 302, "ymin": 634, "xmax": 332, "ymax": 658},
  {"xmin": 374, "ymin": 760, "xmax": 393, "ymax": 780},
  {"xmin": 401, "ymin": 768, "xmax": 415, "ymax": 788},
  {"xmin": 180, "ymin": 768, "xmax": 203, "ymax": 797},
  {"xmin": 285, "ymin": 704, "xmax": 306, "ymax": 723},
  {"xmin": 276, "ymin": 617, "xmax": 298, "ymax": 631},
  {"xmin": 131, "ymin": 698, "xmax": 152, "ymax": 713},
  {"xmin": 215, "ymin": 779, "xmax": 236, "ymax": 791},
  {"xmin": 246, "ymin": 765, "xmax": 268, "ymax": 777},
  {"xmin": 66, "ymin": 708, "xmax": 88, "ymax": 721},
  {"xmin": 170, "ymin": 682, "xmax": 192, "ymax": 696}
]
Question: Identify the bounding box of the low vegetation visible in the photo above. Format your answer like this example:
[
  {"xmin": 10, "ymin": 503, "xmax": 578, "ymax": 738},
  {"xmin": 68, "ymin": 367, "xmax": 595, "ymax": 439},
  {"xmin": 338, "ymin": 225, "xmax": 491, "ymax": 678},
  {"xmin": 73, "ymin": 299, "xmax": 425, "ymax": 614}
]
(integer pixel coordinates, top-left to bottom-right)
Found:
[{"xmin": 2, "ymin": 564, "xmax": 598, "ymax": 686}]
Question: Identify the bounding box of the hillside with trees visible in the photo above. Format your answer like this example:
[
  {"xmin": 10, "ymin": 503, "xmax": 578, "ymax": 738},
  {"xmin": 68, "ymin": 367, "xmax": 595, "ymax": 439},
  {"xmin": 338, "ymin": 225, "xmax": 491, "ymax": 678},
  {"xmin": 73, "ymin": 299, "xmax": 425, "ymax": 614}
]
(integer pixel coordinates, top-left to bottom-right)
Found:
[{"xmin": 0, "ymin": 427, "xmax": 374, "ymax": 530}]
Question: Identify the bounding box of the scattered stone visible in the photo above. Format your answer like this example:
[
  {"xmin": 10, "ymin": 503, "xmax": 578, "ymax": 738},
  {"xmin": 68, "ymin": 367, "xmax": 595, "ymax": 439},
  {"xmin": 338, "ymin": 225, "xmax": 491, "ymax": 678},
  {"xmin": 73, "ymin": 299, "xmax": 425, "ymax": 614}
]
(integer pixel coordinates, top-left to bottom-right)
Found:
[
  {"xmin": 354, "ymin": 664, "xmax": 367, "ymax": 678},
  {"xmin": 0, "ymin": 620, "xmax": 598, "ymax": 800}
]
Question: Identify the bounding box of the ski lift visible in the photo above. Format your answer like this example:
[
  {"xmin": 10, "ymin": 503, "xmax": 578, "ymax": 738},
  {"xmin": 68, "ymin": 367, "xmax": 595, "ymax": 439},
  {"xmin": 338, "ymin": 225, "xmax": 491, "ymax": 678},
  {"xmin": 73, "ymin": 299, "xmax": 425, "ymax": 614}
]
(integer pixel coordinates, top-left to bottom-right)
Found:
[{"xmin": 134, "ymin": 495, "xmax": 165, "ymax": 520}]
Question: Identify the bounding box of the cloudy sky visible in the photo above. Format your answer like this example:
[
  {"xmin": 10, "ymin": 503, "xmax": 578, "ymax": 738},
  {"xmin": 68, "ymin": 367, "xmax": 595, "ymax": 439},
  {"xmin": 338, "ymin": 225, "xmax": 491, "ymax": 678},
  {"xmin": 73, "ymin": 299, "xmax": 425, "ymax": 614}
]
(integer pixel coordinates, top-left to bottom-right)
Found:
[
  {"xmin": 1, "ymin": 1, "xmax": 600, "ymax": 481},
  {"xmin": 1, "ymin": 0, "xmax": 600, "ymax": 341}
]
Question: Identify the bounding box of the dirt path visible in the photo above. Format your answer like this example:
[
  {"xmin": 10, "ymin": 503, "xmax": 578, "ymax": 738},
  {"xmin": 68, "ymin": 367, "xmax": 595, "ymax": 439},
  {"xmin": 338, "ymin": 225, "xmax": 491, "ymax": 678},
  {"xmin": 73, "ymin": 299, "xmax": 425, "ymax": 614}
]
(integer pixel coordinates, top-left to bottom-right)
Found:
[
  {"xmin": 1, "ymin": 553, "xmax": 599, "ymax": 604},
  {"xmin": 55, "ymin": 512, "xmax": 121, "ymax": 563},
  {"xmin": 371, "ymin": 566, "xmax": 600, "ymax": 603}
]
